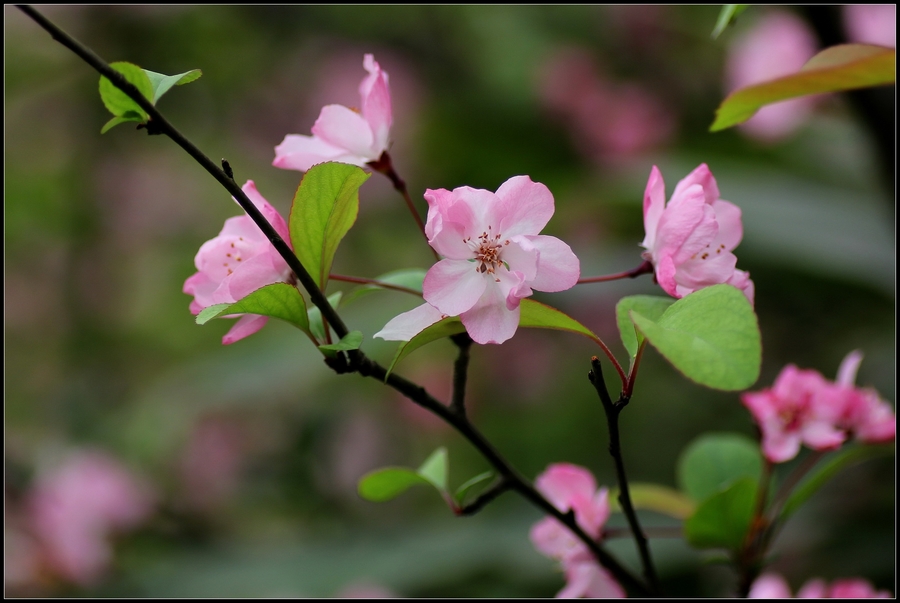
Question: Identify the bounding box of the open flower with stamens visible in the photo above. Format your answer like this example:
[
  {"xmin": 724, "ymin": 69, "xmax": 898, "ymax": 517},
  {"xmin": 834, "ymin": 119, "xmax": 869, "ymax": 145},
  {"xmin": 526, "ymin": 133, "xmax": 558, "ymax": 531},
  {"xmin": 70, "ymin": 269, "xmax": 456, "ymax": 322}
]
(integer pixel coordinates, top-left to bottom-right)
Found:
[
  {"xmin": 273, "ymin": 54, "xmax": 392, "ymax": 172},
  {"xmin": 375, "ymin": 176, "xmax": 580, "ymax": 345},
  {"xmin": 183, "ymin": 180, "xmax": 294, "ymax": 345},
  {"xmin": 641, "ymin": 163, "xmax": 754, "ymax": 304}
]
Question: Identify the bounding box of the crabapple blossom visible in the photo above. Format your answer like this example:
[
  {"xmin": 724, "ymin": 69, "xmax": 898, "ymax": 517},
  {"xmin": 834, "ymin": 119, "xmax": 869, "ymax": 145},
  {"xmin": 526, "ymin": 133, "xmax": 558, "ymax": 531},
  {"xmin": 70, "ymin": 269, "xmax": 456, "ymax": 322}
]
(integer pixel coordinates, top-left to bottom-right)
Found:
[
  {"xmin": 529, "ymin": 463, "xmax": 624, "ymax": 599},
  {"xmin": 273, "ymin": 54, "xmax": 392, "ymax": 172},
  {"xmin": 183, "ymin": 180, "xmax": 293, "ymax": 345},
  {"xmin": 748, "ymin": 573, "xmax": 892, "ymax": 598},
  {"xmin": 375, "ymin": 176, "xmax": 580, "ymax": 345},
  {"xmin": 831, "ymin": 350, "xmax": 896, "ymax": 444},
  {"xmin": 640, "ymin": 164, "xmax": 754, "ymax": 304}
]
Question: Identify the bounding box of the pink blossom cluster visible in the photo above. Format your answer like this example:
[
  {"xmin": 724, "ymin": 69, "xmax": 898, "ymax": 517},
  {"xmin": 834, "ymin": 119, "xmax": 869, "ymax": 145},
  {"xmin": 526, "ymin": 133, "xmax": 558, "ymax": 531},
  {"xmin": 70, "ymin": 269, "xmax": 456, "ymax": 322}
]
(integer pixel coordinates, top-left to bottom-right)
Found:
[
  {"xmin": 641, "ymin": 164, "xmax": 754, "ymax": 304},
  {"xmin": 183, "ymin": 180, "xmax": 293, "ymax": 345},
  {"xmin": 528, "ymin": 464, "xmax": 625, "ymax": 598},
  {"xmin": 26, "ymin": 450, "xmax": 155, "ymax": 586},
  {"xmin": 749, "ymin": 572, "xmax": 892, "ymax": 598},
  {"xmin": 376, "ymin": 176, "xmax": 580, "ymax": 345},
  {"xmin": 741, "ymin": 350, "xmax": 895, "ymax": 463}
]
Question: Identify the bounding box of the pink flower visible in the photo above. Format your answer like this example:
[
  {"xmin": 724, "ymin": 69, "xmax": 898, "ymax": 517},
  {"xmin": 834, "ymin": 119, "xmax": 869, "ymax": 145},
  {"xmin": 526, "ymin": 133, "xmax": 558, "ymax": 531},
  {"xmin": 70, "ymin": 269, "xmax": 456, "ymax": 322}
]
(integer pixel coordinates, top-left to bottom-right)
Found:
[
  {"xmin": 843, "ymin": 5, "xmax": 896, "ymax": 48},
  {"xmin": 741, "ymin": 350, "xmax": 895, "ymax": 464},
  {"xmin": 749, "ymin": 573, "xmax": 892, "ymax": 598},
  {"xmin": 273, "ymin": 54, "xmax": 392, "ymax": 172},
  {"xmin": 831, "ymin": 350, "xmax": 896, "ymax": 444},
  {"xmin": 183, "ymin": 180, "xmax": 293, "ymax": 345},
  {"xmin": 640, "ymin": 164, "xmax": 754, "ymax": 304},
  {"xmin": 741, "ymin": 364, "xmax": 846, "ymax": 463},
  {"xmin": 725, "ymin": 10, "xmax": 819, "ymax": 141},
  {"xmin": 27, "ymin": 450, "xmax": 154, "ymax": 586},
  {"xmin": 528, "ymin": 463, "xmax": 625, "ymax": 599},
  {"xmin": 375, "ymin": 176, "xmax": 580, "ymax": 345}
]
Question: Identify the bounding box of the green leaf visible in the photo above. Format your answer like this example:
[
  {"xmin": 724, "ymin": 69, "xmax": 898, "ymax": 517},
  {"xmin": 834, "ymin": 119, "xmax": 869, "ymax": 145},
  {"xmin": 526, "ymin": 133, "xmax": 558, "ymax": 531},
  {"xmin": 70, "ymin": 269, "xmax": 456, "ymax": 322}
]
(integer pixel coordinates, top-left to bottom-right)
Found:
[
  {"xmin": 630, "ymin": 284, "xmax": 761, "ymax": 390},
  {"xmin": 711, "ymin": 5, "xmax": 748, "ymax": 40},
  {"xmin": 417, "ymin": 447, "xmax": 449, "ymax": 492},
  {"xmin": 193, "ymin": 283, "xmax": 310, "ymax": 336},
  {"xmin": 608, "ymin": 483, "xmax": 696, "ymax": 520},
  {"xmin": 454, "ymin": 471, "xmax": 494, "ymax": 505},
  {"xmin": 385, "ymin": 316, "xmax": 467, "ymax": 378},
  {"xmin": 143, "ymin": 68, "xmax": 202, "ymax": 104},
  {"xmin": 100, "ymin": 113, "xmax": 145, "ymax": 134},
  {"xmin": 684, "ymin": 477, "xmax": 757, "ymax": 551},
  {"xmin": 616, "ymin": 295, "xmax": 674, "ymax": 360},
  {"xmin": 318, "ymin": 330, "xmax": 363, "ymax": 353},
  {"xmin": 289, "ymin": 163, "xmax": 371, "ymax": 290},
  {"xmin": 357, "ymin": 468, "xmax": 432, "ymax": 502},
  {"xmin": 711, "ymin": 44, "xmax": 895, "ymax": 131},
  {"xmin": 308, "ymin": 292, "xmax": 343, "ymax": 343},
  {"xmin": 677, "ymin": 433, "xmax": 762, "ymax": 502},
  {"xmin": 781, "ymin": 445, "xmax": 893, "ymax": 521},
  {"xmin": 340, "ymin": 268, "xmax": 427, "ymax": 306},
  {"xmin": 98, "ymin": 61, "xmax": 154, "ymax": 130},
  {"xmin": 518, "ymin": 299, "xmax": 602, "ymax": 344}
]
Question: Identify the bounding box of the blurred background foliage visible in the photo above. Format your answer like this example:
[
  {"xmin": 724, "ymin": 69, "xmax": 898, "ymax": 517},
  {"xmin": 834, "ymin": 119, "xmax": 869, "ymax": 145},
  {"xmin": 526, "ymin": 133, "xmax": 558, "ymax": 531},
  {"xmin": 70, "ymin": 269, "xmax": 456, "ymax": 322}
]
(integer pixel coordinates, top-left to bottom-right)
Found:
[{"xmin": 5, "ymin": 5, "xmax": 894, "ymax": 597}]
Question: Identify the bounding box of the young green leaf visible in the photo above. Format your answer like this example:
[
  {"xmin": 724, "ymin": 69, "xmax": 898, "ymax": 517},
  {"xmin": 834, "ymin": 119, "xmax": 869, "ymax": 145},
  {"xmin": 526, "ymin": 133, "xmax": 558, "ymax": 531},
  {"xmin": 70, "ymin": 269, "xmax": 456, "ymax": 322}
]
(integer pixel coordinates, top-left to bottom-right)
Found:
[
  {"xmin": 318, "ymin": 330, "xmax": 363, "ymax": 353},
  {"xmin": 308, "ymin": 292, "xmax": 343, "ymax": 343},
  {"xmin": 616, "ymin": 295, "xmax": 674, "ymax": 359},
  {"xmin": 193, "ymin": 283, "xmax": 310, "ymax": 337},
  {"xmin": 143, "ymin": 68, "xmax": 202, "ymax": 104},
  {"xmin": 711, "ymin": 44, "xmax": 895, "ymax": 131},
  {"xmin": 608, "ymin": 483, "xmax": 696, "ymax": 520},
  {"xmin": 684, "ymin": 477, "xmax": 757, "ymax": 551},
  {"xmin": 289, "ymin": 162, "xmax": 370, "ymax": 290},
  {"xmin": 357, "ymin": 468, "xmax": 432, "ymax": 502},
  {"xmin": 98, "ymin": 61, "xmax": 154, "ymax": 131},
  {"xmin": 417, "ymin": 447, "xmax": 449, "ymax": 492},
  {"xmin": 340, "ymin": 268, "xmax": 426, "ymax": 306},
  {"xmin": 385, "ymin": 315, "xmax": 466, "ymax": 378},
  {"xmin": 453, "ymin": 471, "xmax": 494, "ymax": 505},
  {"xmin": 677, "ymin": 433, "xmax": 762, "ymax": 502},
  {"xmin": 711, "ymin": 5, "xmax": 749, "ymax": 40},
  {"xmin": 780, "ymin": 445, "xmax": 892, "ymax": 521},
  {"xmin": 630, "ymin": 284, "xmax": 761, "ymax": 391}
]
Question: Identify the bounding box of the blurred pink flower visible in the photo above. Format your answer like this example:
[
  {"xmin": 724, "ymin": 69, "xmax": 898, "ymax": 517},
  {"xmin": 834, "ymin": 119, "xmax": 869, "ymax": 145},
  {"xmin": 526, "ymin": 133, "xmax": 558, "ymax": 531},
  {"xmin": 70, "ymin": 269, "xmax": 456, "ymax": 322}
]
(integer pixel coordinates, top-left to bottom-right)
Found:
[
  {"xmin": 179, "ymin": 418, "xmax": 247, "ymax": 512},
  {"xmin": 274, "ymin": 54, "xmax": 392, "ymax": 172},
  {"xmin": 183, "ymin": 180, "xmax": 293, "ymax": 345},
  {"xmin": 336, "ymin": 582, "xmax": 398, "ymax": 598},
  {"xmin": 640, "ymin": 164, "xmax": 754, "ymax": 304},
  {"xmin": 726, "ymin": 10, "xmax": 819, "ymax": 141},
  {"xmin": 749, "ymin": 572, "xmax": 892, "ymax": 598},
  {"xmin": 27, "ymin": 450, "xmax": 154, "ymax": 586},
  {"xmin": 375, "ymin": 176, "xmax": 580, "ymax": 345},
  {"xmin": 529, "ymin": 463, "xmax": 624, "ymax": 599},
  {"xmin": 741, "ymin": 350, "xmax": 894, "ymax": 463},
  {"xmin": 843, "ymin": 5, "xmax": 896, "ymax": 48},
  {"xmin": 537, "ymin": 48, "xmax": 675, "ymax": 163}
]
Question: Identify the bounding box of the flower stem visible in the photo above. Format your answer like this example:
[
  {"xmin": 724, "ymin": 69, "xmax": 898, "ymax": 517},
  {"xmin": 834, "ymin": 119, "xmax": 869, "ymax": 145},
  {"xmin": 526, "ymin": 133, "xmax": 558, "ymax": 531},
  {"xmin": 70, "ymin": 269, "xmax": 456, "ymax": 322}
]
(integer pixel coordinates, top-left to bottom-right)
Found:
[
  {"xmin": 577, "ymin": 260, "xmax": 654, "ymax": 284},
  {"xmin": 329, "ymin": 273, "xmax": 423, "ymax": 297},
  {"xmin": 450, "ymin": 333, "xmax": 473, "ymax": 417},
  {"xmin": 368, "ymin": 151, "xmax": 440, "ymax": 261},
  {"xmin": 589, "ymin": 356, "xmax": 661, "ymax": 596}
]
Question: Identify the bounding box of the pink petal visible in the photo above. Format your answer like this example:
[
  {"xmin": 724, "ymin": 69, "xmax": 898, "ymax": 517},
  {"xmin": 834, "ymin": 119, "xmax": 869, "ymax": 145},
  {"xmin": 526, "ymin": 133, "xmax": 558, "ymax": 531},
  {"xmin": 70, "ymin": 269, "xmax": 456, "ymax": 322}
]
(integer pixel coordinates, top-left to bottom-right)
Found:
[
  {"xmin": 360, "ymin": 54, "xmax": 392, "ymax": 155},
  {"xmin": 800, "ymin": 420, "xmax": 846, "ymax": 450},
  {"xmin": 219, "ymin": 214, "xmax": 267, "ymax": 242},
  {"xmin": 222, "ymin": 314, "xmax": 268, "ymax": 345},
  {"xmin": 424, "ymin": 187, "xmax": 456, "ymax": 241},
  {"xmin": 749, "ymin": 573, "xmax": 793, "ymax": 598},
  {"xmin": 225, "ymin": 253, "xmax": 288, "ymax": 301},
  {"xmin": 373, "ymin": 303, "xmax": 445, "ymax": 341},
  {"xmin": 494, "ymin": 175, "xmax": 555, "ymax": 237},
  {"xmin": 423, "ymin": 259, "xmax": 488, "ymax": 316},
  {"xmin": 654, "ymin": 254, "xmax": 679, "ymax": 297},
  {"xmin": 183, "ymin": 271, "xmax": 218, "ymax": 313},
  {"xmin": 459, "ymin": 280, "xmax": 521, "ymax": 344},
  {"xmin": 273, "ymin": 134, "xmax": 365, "ymax": 172},
  {"xmin": 311, "ymin": 104, "xmax": 376, "ymax": 159},
  {"xmin": 669, "ymin": 201, "xmax": 719, "ymax": 266},
  {"xmin": 535, "ymin": 464, "xmax": 597, "ymax": 511},
  {"xmin": 519, "ymin": 235, "xmax": 580, "ymax": 292},
  {"xmin": 727, "ymin": 269, "xmax": 755, "ymax": 305},
  {"xmin": 640, "ymin": 165, "xmax": 666, "ymax": 251},
  {"xmin": 558, "ymin": 561, "xmax": 626, "ymax": 599},
  {"xmin": 672, "ymin": 249, "xmax": 739, "ymax": 296},
  {"xmin": 653, "ymin": 184, "xmax": 710, "ymax": 263},
  {"xmin": 836, "ymin": 349, "xmax": 864, "ymax": 387},
  {"xmin": 501, "ymin": 236, "xmax": 540, "ymax": 282},
  {"xmin": 762, "ymin": 430, "xmax": 802, "ymax": 464},
  {"xmin": 241, "ymin": 180, "xmax": 291, "ymax": 244},
  {"xmin": 529, "ymin": 517, "xmax": 579, "ymax": 560},
  {"xmin": 671, "ymin": 163, "xmax": 720, "ymax": 206},
  {"xmin": 710, "ymin": 200, "xmax": 744, "ymax": 252}
]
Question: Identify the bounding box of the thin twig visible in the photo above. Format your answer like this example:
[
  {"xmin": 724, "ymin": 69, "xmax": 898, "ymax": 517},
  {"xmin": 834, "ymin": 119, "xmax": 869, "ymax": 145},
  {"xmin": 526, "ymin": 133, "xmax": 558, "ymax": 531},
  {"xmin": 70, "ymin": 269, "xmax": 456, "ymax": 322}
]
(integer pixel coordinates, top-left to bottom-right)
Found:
[
  {"xmin": 589, "ymin": 356, "xmax": 661, "ymax": 596},
  {"xmin": 329, "ymin": 273, "xmax": 423, "ymax": 297},
  {"xmin": 450, "ymin": 333, "xmax": 473, "ymax": 417},
  {"xmin": 578, "ymin": 260, "xmax": 654, "ymax": 284}
]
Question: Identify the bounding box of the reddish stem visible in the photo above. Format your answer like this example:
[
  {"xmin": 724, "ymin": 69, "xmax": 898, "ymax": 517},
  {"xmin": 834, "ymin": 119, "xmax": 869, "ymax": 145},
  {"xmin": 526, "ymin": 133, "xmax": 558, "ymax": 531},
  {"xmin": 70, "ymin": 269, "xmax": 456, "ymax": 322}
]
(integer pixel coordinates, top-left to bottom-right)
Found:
[
  {"xmin": 578, "ymin": 260, "xmax": 653, "ymax": 284},
  {"xmin": 329, "ymin": 273, "xmax": 423, "ymax": 297}
]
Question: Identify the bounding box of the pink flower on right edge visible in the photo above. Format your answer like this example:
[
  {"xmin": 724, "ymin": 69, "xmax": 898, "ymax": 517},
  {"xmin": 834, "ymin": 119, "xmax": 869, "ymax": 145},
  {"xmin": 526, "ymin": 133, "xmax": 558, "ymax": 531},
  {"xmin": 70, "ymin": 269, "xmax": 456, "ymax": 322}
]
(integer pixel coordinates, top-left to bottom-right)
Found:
[
  {"xmin": 748, "ymin": 572, "xmax": 892, "ymax": 598},
  {"xmin": 528, "ymin": 463, "xmax": 625, "ymax": 598},
  {"xmin": 741, "ymin": 350, "xmax": 895, "ymax": 463},
  {"xmin": 640, "ymin": 164, "xmax": 754, "ymax": 304}
]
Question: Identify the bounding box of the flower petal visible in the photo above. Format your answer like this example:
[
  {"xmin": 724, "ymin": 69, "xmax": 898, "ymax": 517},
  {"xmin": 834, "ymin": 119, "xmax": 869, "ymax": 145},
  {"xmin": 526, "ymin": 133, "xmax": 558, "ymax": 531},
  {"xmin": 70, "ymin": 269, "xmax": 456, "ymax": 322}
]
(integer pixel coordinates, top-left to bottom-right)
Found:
[
  {"xmin": 423, "ymin": 259, "xmax": 487, "ymax": 315},
  {"xmin": 710, "ymin": 199, "xmax": 744, "ymax": 252},
  {"xmin": 374, "ymin": 303, "xmax": 446, "ymax": 341},
  {"xmin": 535, "ymin": 463, "xmax": 597, "ymax": 511},
  {"xmin": 360, "ymin": 54, "xmax": 392, "ymax": 155},
  {"xmin": 222, "ymin": 314, "xmax": 269, "ymax": 345},
  {"xmin": 272, "ymin": 134, "xmax": 358, "ymax": 172},
  {"xmin": 671, "ymin": 163, "xmax": 720, "ymax": 206},
  {"xmin": 653, "ymin": 184, "xmax": 710, "ymax": 263},
  {"xmin": 494, "ymin": 175, "xmax": 555, "ymax": 237},
  {"xmin": 459, "ymin": 280, "xmax": 520, "ymax": 344},
  {"xmin": 241, "ymin": 180, "xmax": 291, "ymax": 243},
  {"xmin": 225, "ymin": 253, "xmax": 289, "ymax": 302},
  {"xmin": 640, "ymin": 165, "xmax": 666, "ymax": 251},
  {"xmin": 311, "ymin": 104, "xmax": 376, "ymax": 159},
  {"xmin": 518, "ymin": 235, "xmax": 580, "ymax": 292},
  {"xmin": 836, "ymin": 349, "xmax": 864, "ymax": 387}
]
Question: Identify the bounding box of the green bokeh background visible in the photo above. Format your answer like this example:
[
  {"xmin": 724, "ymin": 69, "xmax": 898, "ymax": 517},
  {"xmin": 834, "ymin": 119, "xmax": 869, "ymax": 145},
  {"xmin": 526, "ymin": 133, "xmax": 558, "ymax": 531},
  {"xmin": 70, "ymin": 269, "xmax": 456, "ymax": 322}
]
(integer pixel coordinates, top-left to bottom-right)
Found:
[{"xmin": 6, "ymin": 5, "xmax": 894, "ymax": 597}]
